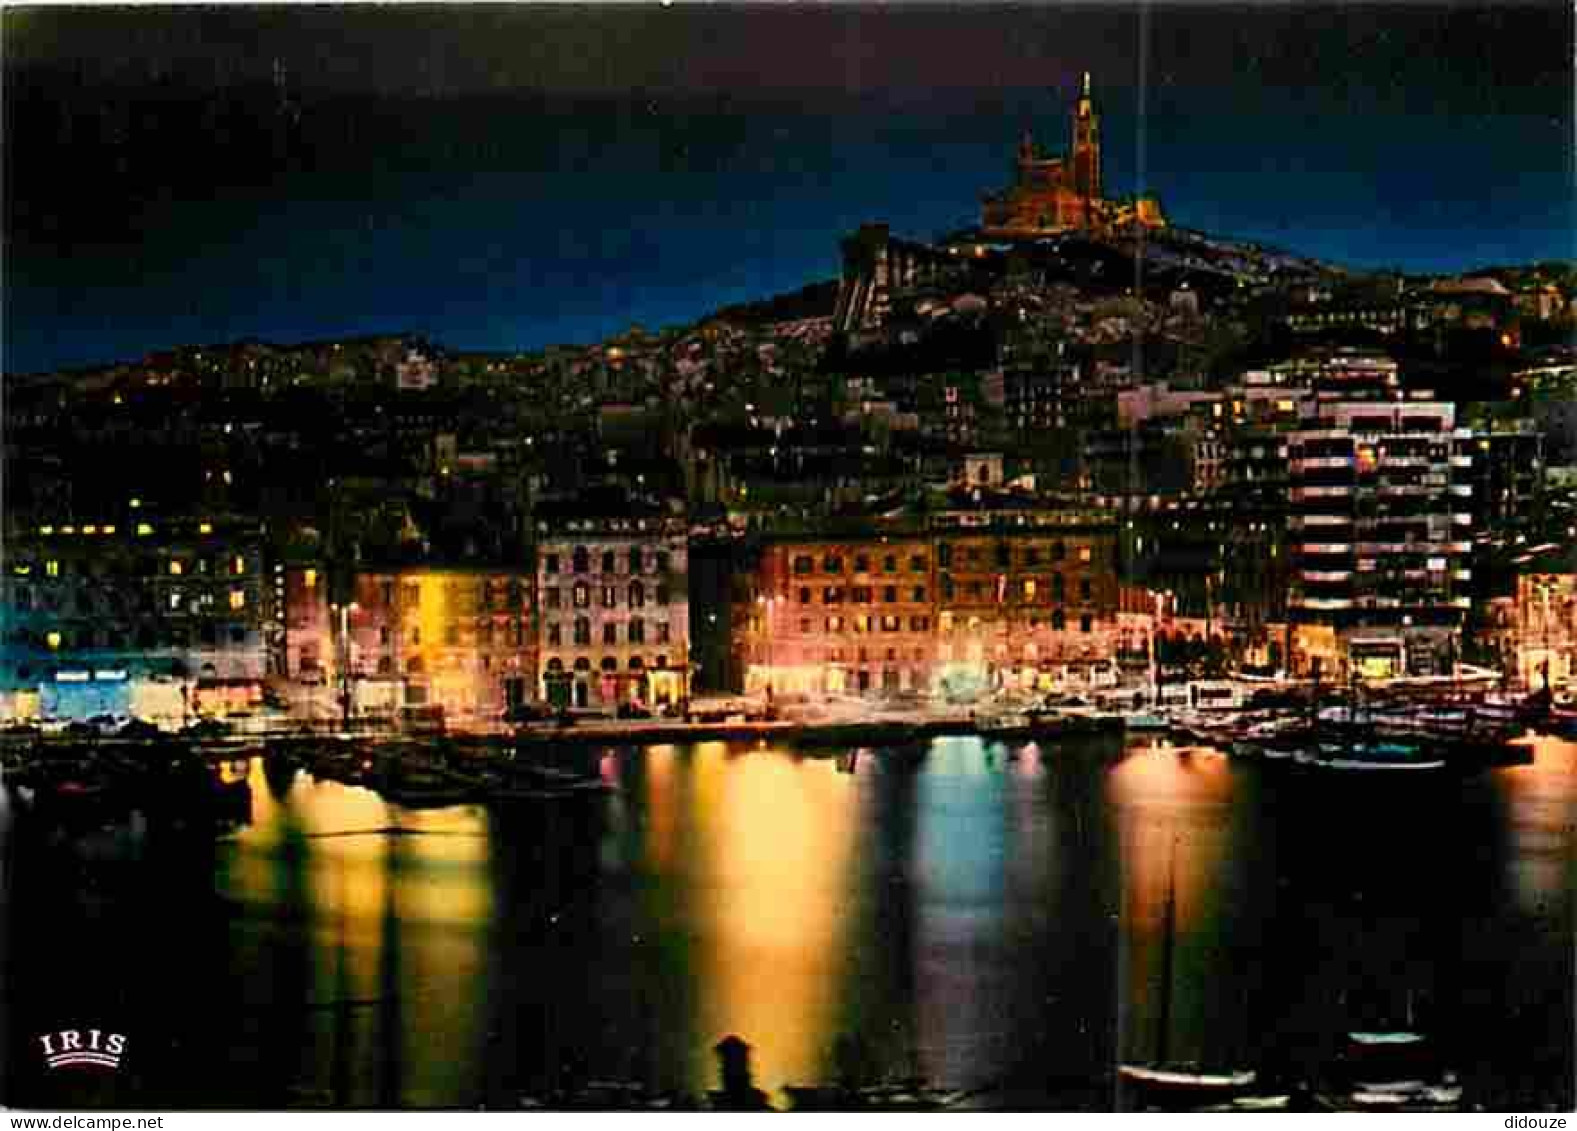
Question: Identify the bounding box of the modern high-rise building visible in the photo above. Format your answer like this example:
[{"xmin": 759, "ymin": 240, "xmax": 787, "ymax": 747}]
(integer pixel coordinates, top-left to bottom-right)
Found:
[{"xmin": 1286, "ymin": 360, "xmax": 1473, "ymax": 679}]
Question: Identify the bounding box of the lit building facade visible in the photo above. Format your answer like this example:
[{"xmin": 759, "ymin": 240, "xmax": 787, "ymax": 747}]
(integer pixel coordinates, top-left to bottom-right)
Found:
[
  {"xmin": 1, "ymin": 515, "xmax": 267, "ymax": 723},
  {"xmin": 1287, "ymin": 396, "xmax": 1473, "ymax": 679},
  {"xmin": 534, "ymin": 516, "xmax": 690, "ymax": 709},
  {"xmin": 932, "ymin": 510, "xmax": 1121, "ymax": 696},
  {"xmin": 741, "ymin": 535, "xmax": 938, "ymax": 697},
  {"xmin": 736, "ymin": 507, "xmax": 1121, "ymax": 700},
  {"xmin": 281, "ymin": 563, "xmax": 537, "ymax": 722}
]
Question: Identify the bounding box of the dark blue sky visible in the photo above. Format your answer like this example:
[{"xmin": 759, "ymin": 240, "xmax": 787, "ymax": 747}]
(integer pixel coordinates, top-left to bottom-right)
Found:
[{"xmin": 4, "ymin": 3, "xmax": 1573, "ymax": 374}]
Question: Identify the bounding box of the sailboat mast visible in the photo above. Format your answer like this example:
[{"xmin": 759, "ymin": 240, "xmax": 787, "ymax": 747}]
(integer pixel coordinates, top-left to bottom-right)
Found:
[{"xmin": 1157, "ymin": 838, "xmax": 1177, "ymax": 1067}]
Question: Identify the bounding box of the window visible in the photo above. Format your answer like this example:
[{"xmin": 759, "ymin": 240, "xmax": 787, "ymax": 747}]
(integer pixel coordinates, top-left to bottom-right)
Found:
[
  {"xmin": 602, "ymin": 586, "xmax": 618, "ymax": 608},
  {"xmin": 1052, "ymin": 609, "xmax": 1065, "ymax": 631},
  {"xmin": 655, "ymin": 551, "xmax": 670, "ymax": 573},
  {"xmin": 912, "ymin": 585, "xmax": 926, "ymax": 602},
  {"xmin": 1052, "ymin": 574, "xmax": 1065, "ymax": 600},
  {"xmin": 1079, "ymin": 546, "xmax": 1093, "ymax": 563},
  {"xmin": 232, "ymin": 555, "xmax": 246, "ymax": 576},
  {"xmin": 910, "ymin": 554, "xmax": 927, "ymax": 572},
  {"xmin": 1024, "ymin": 548, "xmax": 1041, "ymax": 566},
  {"xmin": 910, "ymin": 615, "xmax": 930, "ymax": 631},
  {"xmin": 823, "ymin": 554, "xmax": 843, "ymax": 573},
  {"xmin": 799, "ymin": 618, "xmax": 812, "ymax": 633},
  {"xmin": 573, "ymin": 583, "xmax": 590, "ymax": 608},
  {"xmin": 410, "ymin": 626, "xmax": 421, "ymax": 645},
  {"xmin": 305, "ymin": 568, "xmax": 318, "ymax": 589},
  {"xmin": 656, "ymin": 584, "xmax": 670, "ymax": 606},
  {"xmin": 793, "ymin": 555, "xmax": 814, "ymax": 575},
  {"xmin": 602, "ymin": 550, "xmax": 617, "ymax": 573},
  {"xmin": 629, "ymin": 581, "xmax": 645, "ymax": 608},
  {"xmin": 548, "ymin": 623, "xmax": 562, "ymax": 646},
  {"xmin": 995, "ymin": 543, "xmax": 1011, "ymax": 568},
  {"xmin": 854, "ymin": 615, "xmax": 870, "ymax": 634},
  {"xmin": 882, "ymin": 585, "xmax": 897, "ymax": 603},
  {"xmin": 169, "ymin": 560, "xmax": 184, "ymax": 576},
  {"xmin": 545, "ymin": 553, "xmax": 560, "ymax": 574},
  {"xmin": 601, "ymin": 657, "xmax": 618, "ymax": 672},
  {"xmin": 968, "ymin": 581, "xmax": 984, "ymax": 599},
  {"xmin": 1023, "ymin": 579, "xmax": 1037, "ymax": 601},
  {"xmin": 854, "ymin": 554, "xmax": 870, "ymax": 573},
  {"xmin": 603, "ymin": 623, "xmax": 618, "ymax": 645},
  {"xmin": 629, "ymin": 618, "xmax": 645, "ymax": 644},
  {"xmin": 1080, "ymin": 578, "xmax": 1092, "ymax": 601},
  {"xmin": 229, "ymin": 589, "xmax": 246, "ymax": 610},
  {"xmin": 826, "ymin": 616, "xmax": 844, "ymax": 632},
  {"xmin": 381, "ymin": 580, "xmax": 393, "ymax": 605},
  {"xmin": 629, "ymin": 547, "xmax": 643, "ymax": 572},
  {"xmin": 823, "ymin": 587, "xmax": 844, "ymax": 605},
  {"xmin": 882, "ymin": 615, "xmax": 900, "ymax": 631},
  {"xmin": 572, "ymin": 546, "xmax": 590, "ymax": 573},
  {"xmin": 545, "ymin": 587, "xmax": 561, "ymax": 609},
  {"xmin": 1080, "ymin": 614, "xmax": 1093, "ymax": 633},
  {"xmin": 884, "ymin": 554, "xmax": 898, "ymax": 572},
  {"xmin": 941, "ymin": 575, "xmax": 955, "ymax": 600},
  {"xmin": 938, "ymin": 544, "xmax": 953, "ymax": 568},
  {"xmin": 798, "ymin": 587, "xmax": 812, "ymax": 604},
  {"xmin": 939, "ymin": 612, "xmax": 954, "ymax": 633},
  {"xmin": 574, "ymin": 617, "xmax": 591, "ymax": 645},
  {"xmin": 1053, "ymin": 541, "xmax": 1067, "ymax": 562},
  {"xmin": 656, "ymin": 622, "xmax": 670, "ymax": 644}
]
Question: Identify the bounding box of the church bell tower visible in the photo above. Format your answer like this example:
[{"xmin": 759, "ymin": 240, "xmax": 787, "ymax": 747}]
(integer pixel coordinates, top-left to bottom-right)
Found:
[{"xmin": 1070, "ymin": 71, "xmax": 1101, "ymax": 200}]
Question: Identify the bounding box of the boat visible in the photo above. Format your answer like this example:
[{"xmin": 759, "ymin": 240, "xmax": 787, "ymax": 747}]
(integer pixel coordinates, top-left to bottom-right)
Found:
[{"xmin": 1316, "ymin": 1019, "xmax": 1463, "ymax": 1111}]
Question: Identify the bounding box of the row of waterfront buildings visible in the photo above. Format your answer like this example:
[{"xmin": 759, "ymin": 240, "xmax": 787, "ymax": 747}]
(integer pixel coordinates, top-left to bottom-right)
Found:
[{"xmin": 4, "ymin": 343, "xmax": 1568, "ymax": 728}]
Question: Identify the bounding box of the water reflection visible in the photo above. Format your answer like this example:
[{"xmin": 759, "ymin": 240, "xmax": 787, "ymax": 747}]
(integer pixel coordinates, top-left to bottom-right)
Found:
[{"xmin": 2, "ymin": 735, "xmax": 1571, "ymax": 1109}]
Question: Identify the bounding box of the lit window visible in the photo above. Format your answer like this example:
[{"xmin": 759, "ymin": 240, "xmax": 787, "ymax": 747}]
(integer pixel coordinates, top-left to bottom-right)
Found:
[
  {"xmin": 1023, "ymin": 579, "xmax": 1037, "ymax": 600},
  {"xmin": 136, "ymin": 523, "xmax": 153, "ymax": 536},
  {"xmin": 102, "ymin": 526, "xmax": 116, "ymax": 535},
  {"xmin": 46, "ymin": 632, "xmax": 62, "ymax": 649},
  {"xmin": 199, "ymin": 523, "xmax": 213, "ymax": 534},
  {"xmin": 45, "ymin": 560, "xmax": 59, "ymax": 577},
  {"xmin": 232, "ymin": 556, "xmax": 245, "ymax": 575},
  {"xmin": 82, "ymin": 525, "xmax": 97, "ymax": 535},
  {"xmin": 1079, "ymin": 547, "xmax": 1092, "ymax": 563},
  {"xmin": 304, "ymin": 569, "xmax": 318, "ymax": 589},
  {"xmin": 39, "ymin": 526, "xmax": 54, "ymax": 535},
  {"xmin": 169, "ymin": 561, "xmax": 184, "ymax": 576},
  {"xmin": 229, "ymin": 590, "xmax": 246, "ymax": 610}
]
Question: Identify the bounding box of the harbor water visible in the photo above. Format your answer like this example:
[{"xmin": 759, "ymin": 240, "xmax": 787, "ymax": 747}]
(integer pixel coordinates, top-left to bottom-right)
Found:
[{"xmin": 2, "ymin": 732, "xmax": 1573, "ymax": 1108}]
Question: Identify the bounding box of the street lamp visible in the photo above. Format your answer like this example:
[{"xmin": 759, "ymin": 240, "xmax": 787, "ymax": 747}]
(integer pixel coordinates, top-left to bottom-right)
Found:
[{"xmin": 331, "ymin": 601, "xmax": 359, "ymax": 729}]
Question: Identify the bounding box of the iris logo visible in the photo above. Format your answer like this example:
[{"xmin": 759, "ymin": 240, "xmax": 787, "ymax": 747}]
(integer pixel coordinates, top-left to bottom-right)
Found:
[{"xmin": 37, "ymin": 1029, "xmax": 127, "ymax": 1070}]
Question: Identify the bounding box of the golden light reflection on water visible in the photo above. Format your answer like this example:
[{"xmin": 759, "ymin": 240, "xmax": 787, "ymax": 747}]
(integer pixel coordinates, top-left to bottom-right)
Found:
[
  {"xmin": 228, "ymin": 758, "xmax": 492, "ymax": 1105},
  {"xmin": 1495, "ymin": 736, "xmax": 1577, "ymax": 920},
  {"xmin": 666, "ymin": 744, "xmax": 859, "ymax": 1094},
  {"xmin": 1108, "ymin": 747, "xmax": 1237, "ymax": 1067}
]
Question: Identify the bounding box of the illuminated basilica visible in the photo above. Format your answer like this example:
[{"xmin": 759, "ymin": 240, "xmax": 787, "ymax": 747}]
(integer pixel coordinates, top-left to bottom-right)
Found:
[{"xmin": 981, "ymin": 73, "xmax": 1166, "ymax": 238}]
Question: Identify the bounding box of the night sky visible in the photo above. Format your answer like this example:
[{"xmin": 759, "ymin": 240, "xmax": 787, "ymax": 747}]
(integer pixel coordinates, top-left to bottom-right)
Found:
[{"xmin": 4, "ymin": 3, "xmax": 1573, "ymax": 374}]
